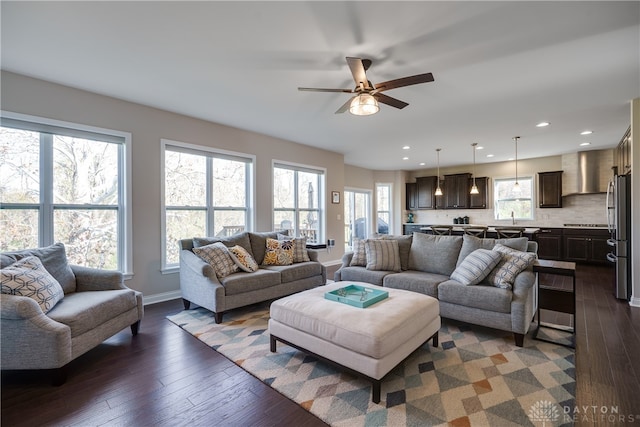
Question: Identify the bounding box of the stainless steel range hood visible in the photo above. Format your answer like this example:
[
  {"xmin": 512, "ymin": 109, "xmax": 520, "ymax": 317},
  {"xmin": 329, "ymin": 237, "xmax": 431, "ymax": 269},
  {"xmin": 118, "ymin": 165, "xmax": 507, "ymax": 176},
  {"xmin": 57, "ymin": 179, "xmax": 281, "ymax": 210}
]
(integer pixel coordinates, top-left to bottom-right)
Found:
[{"xmin": 561, "ymin": 149, "xmax": 613, "ymax": 196}]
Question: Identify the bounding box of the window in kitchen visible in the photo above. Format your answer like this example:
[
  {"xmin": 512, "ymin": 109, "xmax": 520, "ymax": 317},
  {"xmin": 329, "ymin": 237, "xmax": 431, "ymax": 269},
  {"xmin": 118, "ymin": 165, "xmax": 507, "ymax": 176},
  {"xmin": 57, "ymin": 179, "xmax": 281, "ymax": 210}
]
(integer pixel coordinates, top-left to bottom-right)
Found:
[
  {"xmin": 273, "ymin": 162, "xmax": 324, "ymax": 245},
  {"xmin": 162, "ymin": 140, "xmax": 253, "ymax": 269},
  {"xmin": 0, "ymin": 114, "xmax": 132, "ymax": 273},
  {"xmin": 375, "ymin": 183, "xmax": 392, "ymax": 235},
  {"xmin": 493, "ymin": 176, "xmax": 534, "ymax": 220}
]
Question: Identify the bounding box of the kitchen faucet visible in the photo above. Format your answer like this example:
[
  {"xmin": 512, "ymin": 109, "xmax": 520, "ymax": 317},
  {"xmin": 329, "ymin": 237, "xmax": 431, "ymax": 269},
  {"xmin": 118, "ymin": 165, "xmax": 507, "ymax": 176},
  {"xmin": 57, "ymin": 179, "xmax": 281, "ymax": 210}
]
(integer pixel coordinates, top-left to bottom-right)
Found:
[{"xmin": 511, "ymin": 211, "xmax": 515, "ymax": 225}]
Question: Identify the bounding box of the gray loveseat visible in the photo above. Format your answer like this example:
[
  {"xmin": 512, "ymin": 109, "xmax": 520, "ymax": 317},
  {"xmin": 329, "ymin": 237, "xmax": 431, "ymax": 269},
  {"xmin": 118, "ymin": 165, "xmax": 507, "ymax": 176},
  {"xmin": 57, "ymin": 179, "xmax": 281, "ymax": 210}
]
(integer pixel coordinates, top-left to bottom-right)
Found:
[
  {"xmin": 1, "ymin": 243, "xmax": 144, "ymax": 384},
  {"xmin": 334, "ymin": 233, "xmax": 538, "ymax": 347},
  {"xmin": 180, "ymin": 231, "xmax": 326, "ymax": 323}
]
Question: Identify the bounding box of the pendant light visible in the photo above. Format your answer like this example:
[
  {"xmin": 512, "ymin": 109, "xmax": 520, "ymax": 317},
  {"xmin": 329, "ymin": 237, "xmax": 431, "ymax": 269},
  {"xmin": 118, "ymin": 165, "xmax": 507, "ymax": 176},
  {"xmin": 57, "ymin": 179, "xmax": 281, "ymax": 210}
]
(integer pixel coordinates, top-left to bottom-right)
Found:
[
  {"xmin": 434, "ymin": 148, "xmax": 443, "ymax": 196},
  {"xmin": 513, "ymin": 136, "xmax": 521, "ymax": 193},
  {"xmin": 470, "ymin": 143, "xmax": 479, "ymax": 194}
]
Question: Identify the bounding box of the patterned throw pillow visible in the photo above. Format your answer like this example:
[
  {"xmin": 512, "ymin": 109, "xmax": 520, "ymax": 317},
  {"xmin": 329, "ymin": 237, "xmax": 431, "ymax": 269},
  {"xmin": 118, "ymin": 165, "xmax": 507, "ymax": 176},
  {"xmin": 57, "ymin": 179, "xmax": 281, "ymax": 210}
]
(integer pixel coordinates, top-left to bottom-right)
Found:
[
  {"xmin": 228, "ymin": 245, "xmax": 259, "ymax": 272},
  {"xmin": 263, "ymin": 238, "xmax": 294, "ymax": 266},
  {"xmin": 193, "ymin": 242, "xmax": 239, "ymax": 278},
  {"xmin": 365, "ymin": 239, "xmax": 401, "ymax": 272},
  {"xmin": 277, "ymin": 233, "xmax": 310, "ymax": 263},
  {"xmin": 485, "ymin": 244, "xmax": 537, "ymax": 289},
  {"xmin": 451, "ymin": 249, "xmax": 503, "ymax": 286},
  {"xmin": 349, "ymin": 238, "xmax": 367, "ymax": 267},
  {"xmin": 1, "ymin": 256, "xmax": 64, "ymax": 313}
]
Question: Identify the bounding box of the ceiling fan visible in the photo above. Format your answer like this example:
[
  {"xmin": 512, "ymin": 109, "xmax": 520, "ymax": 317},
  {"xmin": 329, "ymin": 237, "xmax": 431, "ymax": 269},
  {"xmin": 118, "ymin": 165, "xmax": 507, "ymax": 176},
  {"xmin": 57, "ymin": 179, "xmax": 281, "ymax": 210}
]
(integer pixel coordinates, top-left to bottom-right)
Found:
[{"xmin": 298, "ymin": 57, "xmax": 434, "ymax": 116}]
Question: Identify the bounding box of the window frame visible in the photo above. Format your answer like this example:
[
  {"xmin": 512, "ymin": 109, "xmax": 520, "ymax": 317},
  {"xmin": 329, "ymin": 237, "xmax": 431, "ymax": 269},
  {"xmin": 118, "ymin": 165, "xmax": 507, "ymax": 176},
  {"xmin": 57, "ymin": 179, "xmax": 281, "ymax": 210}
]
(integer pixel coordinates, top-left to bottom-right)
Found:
[
  {"xmin": 0, "ymin": 110, "xmax": 133, "ymax": 277},
  {"xmin": 272, "ymin": 160, "xmax": 325, "ymax": 245},
  {"xmin": 344, "ymin": 187, "xmax": 372, "ymax": 250},
  {"xmin": 161, "ymin": 139, "xmax": 255, "ymax": 272},
  {"xmin": 375, "ymin": 183, "xmax": 392, "ymax": 235},
  {"xmin": 493, "ymin": 175, "xmax": 535, "ymax": 221}
]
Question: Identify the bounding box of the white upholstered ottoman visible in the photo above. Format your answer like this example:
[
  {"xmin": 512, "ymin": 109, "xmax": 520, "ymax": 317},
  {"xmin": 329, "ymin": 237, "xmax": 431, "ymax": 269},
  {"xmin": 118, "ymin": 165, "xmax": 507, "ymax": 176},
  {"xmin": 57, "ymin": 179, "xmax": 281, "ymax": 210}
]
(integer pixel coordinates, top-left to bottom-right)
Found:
[{"xmin": 269, "ymin": 281, "xmax": 440, "ymax": 403}]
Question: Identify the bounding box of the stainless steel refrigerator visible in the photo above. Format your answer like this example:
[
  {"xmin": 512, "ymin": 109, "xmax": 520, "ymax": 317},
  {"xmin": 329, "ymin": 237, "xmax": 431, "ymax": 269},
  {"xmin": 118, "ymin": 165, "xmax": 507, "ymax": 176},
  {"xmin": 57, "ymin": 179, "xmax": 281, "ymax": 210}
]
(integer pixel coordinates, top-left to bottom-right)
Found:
[{"xmin": 606, "ymin": 173, "xmax": 631, "ymax": 300}]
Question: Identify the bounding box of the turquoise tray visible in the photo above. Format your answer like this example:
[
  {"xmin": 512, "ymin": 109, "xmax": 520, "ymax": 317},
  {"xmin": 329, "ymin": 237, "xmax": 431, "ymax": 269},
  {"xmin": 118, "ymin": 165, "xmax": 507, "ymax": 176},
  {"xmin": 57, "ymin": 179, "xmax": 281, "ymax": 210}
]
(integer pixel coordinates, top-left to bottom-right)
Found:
[{"xmin": 324, "ymin": 284, "xmax": 388, "ymax": 308}]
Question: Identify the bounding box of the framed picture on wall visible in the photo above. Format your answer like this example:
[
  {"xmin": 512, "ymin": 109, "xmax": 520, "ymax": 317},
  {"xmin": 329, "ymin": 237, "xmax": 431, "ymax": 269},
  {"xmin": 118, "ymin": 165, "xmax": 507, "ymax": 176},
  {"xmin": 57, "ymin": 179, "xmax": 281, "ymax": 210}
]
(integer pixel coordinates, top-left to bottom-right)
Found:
[{"xmin": 331, "ymin": 191, "xmax": 340, "ymax": 204}]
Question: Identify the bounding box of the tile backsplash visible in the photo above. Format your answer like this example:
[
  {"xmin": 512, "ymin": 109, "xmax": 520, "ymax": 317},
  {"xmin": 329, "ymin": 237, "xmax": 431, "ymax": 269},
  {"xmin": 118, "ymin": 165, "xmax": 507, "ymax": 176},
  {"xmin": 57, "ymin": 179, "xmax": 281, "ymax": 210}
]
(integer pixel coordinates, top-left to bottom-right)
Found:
[{"xmin": 407, "ymin": 193, "xmax": 607, "ymax": 227}]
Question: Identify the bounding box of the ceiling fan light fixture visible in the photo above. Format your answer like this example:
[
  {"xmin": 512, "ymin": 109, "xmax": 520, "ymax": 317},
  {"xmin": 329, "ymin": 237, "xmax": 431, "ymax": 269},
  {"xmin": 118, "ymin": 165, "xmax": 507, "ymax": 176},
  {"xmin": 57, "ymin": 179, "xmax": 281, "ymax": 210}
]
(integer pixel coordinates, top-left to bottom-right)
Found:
[{"xmin": 349, "ymin": 93, "xmax": 379, "ymax": 116}]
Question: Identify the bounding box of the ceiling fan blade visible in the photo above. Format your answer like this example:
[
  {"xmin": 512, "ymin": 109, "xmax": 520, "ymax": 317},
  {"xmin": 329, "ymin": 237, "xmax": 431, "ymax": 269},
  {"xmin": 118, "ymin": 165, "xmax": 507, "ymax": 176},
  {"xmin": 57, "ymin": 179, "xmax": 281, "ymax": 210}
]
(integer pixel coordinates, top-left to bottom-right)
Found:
[
  {"xmin": 375, "ymin": 93, "xmax": 409, "ymax": 109},
  {"xmin": 346, "ymin": 57, "xmax": 372, "ymax": 89},
  {"xmin": 335, "ymin": 97, "xmax": 355, "ymax": 114},
  {"xmin": 298, "ymin": 87, "xmax": 354, "ymax": 93},
  {"xmin": 373, "ymin": 73, "xmax": 434, "ymax": 93}
]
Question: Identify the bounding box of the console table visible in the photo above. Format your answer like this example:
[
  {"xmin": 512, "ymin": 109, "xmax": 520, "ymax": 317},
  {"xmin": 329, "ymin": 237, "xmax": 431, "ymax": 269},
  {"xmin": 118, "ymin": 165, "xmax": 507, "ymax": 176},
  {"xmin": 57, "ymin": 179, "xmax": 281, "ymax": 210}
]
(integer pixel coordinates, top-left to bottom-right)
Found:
[{"xmin": 533, "ymin": 259, "xmax": 576, "ymax": 348}]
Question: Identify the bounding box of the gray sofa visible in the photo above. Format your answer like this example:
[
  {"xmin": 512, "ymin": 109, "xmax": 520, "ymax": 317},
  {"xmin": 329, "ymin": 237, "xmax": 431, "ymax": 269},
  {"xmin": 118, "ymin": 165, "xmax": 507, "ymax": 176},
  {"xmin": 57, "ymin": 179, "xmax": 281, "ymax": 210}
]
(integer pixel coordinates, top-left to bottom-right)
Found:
[
  {"xmin": 334, "ymin": 233, "xmax": 538, "ymax": 347},
  {"xmin": 179, "ymin": 231, "xmax": 326, "ymax": 323},
  {"xmin": 1, "ymin": 243, "xmax": 144, "ymax": 384}
]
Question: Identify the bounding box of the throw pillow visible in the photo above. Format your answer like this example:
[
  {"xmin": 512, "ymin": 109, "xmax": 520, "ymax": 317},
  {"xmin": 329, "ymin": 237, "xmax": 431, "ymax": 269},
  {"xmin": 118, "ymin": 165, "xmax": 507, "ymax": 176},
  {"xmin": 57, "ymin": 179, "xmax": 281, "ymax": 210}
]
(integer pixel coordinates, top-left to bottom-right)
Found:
[
  {"xmin": 193, "ymin": 242, "xmax": 239, "ymax": 278},
  {"xmin": 456, "ymin": 234, "xmax": 529, "ymax": 267},
  {"xmin": 365, "ymin": 239, "xmax": 401, "ymax": 272},
  {"xmin": 450, "ymin": 249, "xmax": 503, "ymax": 286},
  {"xmin": 1, "ymin": 256, "xmax": 64, "ymax": 313},
  {"xmin": 408, "ymin": 233, "xmax": 463, "ymax": 276},
  {"xmin": 228, "ymin": 245, "xmax": 259, "ymax": 272},
  {"xmin": 485, "ymin": 244, "xmax": 537, "ymax": 289},
  {"xmin": 263, "ymin": 238, "xmax": 294, "ymax": 266},
  {"xmin": 277, "ymin": 233, "xmax": 310, "ymax": 263},
  {"xmin": 349, "ymin": 238, "xmax": 367, "ymax": 267},
  {"xmin": 371, "ymin": 234, "xmax": 413, "ymax": 271}
]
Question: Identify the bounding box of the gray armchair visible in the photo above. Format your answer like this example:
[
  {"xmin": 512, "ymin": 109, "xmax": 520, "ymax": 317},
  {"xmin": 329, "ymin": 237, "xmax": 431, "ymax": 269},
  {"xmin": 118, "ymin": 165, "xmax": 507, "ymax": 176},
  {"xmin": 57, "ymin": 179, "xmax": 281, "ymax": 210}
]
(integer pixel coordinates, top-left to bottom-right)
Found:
[{"xmin": 1, "ymin": 243, "xmax": 143, "ymax": 385}]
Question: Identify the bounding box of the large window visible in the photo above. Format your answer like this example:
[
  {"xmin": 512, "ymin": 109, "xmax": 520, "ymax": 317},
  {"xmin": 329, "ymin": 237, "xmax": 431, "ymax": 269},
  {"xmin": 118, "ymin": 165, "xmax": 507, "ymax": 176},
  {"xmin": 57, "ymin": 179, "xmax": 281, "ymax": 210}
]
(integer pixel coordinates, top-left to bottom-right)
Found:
[
  {"xmin": 273, "ymin": 163, "xmax": 324, "ymax": 245},
  {"xmin": 0, "ymin": 114, "xmax": 131, "ymax": 272},
  {"xmin": 494, "ymin": 176, "xmax": 534, "ymax": 220},
  {"xmin": 344, "ymin": 189, "xmax": 371, "ymax": 249},
  {"xmin": 163, "ymin": 141, "xmax": 253, "ymax": 268},
  {"xmin": 375, "ymin": 183, "xmax": 391, "ymax": 235}
]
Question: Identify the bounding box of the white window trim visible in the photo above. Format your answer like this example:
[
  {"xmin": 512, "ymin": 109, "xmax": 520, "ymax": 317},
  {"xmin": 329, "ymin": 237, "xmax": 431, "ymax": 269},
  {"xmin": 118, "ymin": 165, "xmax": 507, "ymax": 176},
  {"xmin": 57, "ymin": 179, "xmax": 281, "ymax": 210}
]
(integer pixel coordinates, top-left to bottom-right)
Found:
[
  {"xmin": 375, "ymin": 182, "xmax": 393, "ymax": 235},
  {"xmin": 493, "ymin": 175, "xmax": 536, "ymax": 221},
  {"xmin": 0, "ymin": 110, "xmax": 134, "ymax": 278},
  {"xmin": 344, "ymin": 187, "xmax": 373, "ymax": 249},
  {"xmin": 160, "ymin": 138, "xmax": 256, "ymax": 273}
]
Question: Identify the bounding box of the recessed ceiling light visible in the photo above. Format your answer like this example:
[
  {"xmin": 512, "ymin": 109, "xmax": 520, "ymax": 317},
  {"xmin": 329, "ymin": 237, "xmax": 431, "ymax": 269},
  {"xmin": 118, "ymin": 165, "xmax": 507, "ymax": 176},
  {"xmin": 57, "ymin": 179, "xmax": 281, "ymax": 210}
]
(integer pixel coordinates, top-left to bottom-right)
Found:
[
  {"xmin": 419, "ymin": 162, "xmax": 426, "ymax": 166},
  {"xmin": 476, "ymin": 146, "xmax": 484, "ymax": 150},
  {"xmin": 402, "ymin": 157, "xmax": 409, "ymax": 160},
  {"xmin": 580, "ymin": 130, "xmax": 593, "ymax": 135},
  {"xmin": 508, "ymin": 157, "xmax": 514, "ymax": 161},
  {"xmin": 487, "ymin": 154, "xmax": 495, "ymax": 158},
  {"xmin": 536, "ymin": 122, "xmax": 550, "ymax": 127},
  {"xmin": 580, "ymin": 142, "xmax": 591, "ymax": 146},
  {"xmin": 402, "ymin": 145, "xmax": 410, "ymax": 150}
]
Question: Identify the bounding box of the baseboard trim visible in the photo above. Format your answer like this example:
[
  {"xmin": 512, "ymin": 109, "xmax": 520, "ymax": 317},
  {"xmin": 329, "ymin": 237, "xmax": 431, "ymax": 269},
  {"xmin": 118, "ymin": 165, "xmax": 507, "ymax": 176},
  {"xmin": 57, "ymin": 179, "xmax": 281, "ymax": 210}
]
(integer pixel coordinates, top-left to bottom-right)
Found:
[
  {"xmin": 322, "ymin": 259, "xmax": 343, "ymax": 266},
  {"xmin": 143, "ymin": 290, "xmax": 182, "ymax": 306},
  {"xmin": 629, "ymin": 295, "xmax": 640, "ymax": 308}
]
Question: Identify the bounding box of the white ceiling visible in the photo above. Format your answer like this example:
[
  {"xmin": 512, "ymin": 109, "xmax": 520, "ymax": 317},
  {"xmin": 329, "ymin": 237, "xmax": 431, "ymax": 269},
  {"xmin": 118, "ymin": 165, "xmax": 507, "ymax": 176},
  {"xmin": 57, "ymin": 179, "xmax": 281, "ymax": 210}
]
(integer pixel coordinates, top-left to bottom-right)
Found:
[{"xmin": 1, "ymin": 1, "xmax": 638, "ymax": 170}]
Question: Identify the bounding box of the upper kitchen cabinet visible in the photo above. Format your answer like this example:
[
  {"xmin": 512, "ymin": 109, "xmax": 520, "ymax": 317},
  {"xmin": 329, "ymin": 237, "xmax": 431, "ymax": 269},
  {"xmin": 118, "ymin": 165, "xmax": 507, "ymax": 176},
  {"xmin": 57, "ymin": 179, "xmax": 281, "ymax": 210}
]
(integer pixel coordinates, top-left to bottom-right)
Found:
[
  {"xmin": 616, "ymin": 126, "xmax": 631, "ymax": 175},
  {"xmin": 468, "ymin": 176, "xmax": 488, "ymax": 209},
  {"xmin": 405, "ymin": 182, "xmax": 417, "ymax": 210},
  {"xmin": 416, "ymin": 176, "xmax": 438, "ymax": 209},
  {"xmin": 538, "ymin": 171, "xmax": 563, "ymax": 208},
  {"xmin": 444, "ymin": 173, "xmax": 471, "ymax": 209}
]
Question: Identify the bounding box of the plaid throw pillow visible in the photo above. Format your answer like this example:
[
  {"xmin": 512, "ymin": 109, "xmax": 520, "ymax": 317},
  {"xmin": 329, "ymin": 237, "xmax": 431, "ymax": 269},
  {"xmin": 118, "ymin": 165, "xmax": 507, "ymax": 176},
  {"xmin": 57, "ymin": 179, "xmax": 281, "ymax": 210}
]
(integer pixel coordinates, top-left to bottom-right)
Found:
[
  {"xmin": 485, "ymin": 244, "xmax": 536, "ymax": 289},
  {"xmin": 349, "ymin": 238, "xmax": 367, "ymax": 266},
  {"xmin": 193, "ymin": 242, "xmax": 239, "ymax": 278},
  {"xmin": 277, "ymin": 233, "xmax": 310, "ymax": 263}
]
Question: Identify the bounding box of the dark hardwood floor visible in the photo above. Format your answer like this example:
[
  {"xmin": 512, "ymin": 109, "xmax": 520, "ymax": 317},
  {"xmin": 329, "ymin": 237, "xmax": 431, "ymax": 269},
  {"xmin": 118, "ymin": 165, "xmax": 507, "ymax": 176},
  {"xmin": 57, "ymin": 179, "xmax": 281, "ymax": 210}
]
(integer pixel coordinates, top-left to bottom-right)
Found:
[{"xmin": 2, "ymin": 264, "xmax": 638, "ymax": 426}]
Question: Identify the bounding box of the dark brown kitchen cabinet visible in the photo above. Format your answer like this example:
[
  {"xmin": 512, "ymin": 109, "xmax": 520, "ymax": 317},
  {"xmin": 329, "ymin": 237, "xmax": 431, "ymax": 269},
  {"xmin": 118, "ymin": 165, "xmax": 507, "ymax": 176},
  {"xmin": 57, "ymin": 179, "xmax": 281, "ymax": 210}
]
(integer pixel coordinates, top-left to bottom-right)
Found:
[
  {"xmin": 538, "ymin": 171, "xmax": 563, "ymax": 208},
  {"xmin": 535, "ymin": 228, "xmax": 563, "ymax": 260},
  {"xmin": 563, "ymin": 228, "xmax": 609, "ymax": 264},
  {"xmin": 416, "ymin": 176, "xmax": 438, "ymax": 209},
  {"xmin": 405, "ymin": 183, "xmax": 417, "ymax": 210},
  {"xmin": 468, "ymin": 176, "xmax": 488, "ymax": 209},
  {"xmin": 443, "ymin": 173, "xmax": 471, "ymax": 209}
]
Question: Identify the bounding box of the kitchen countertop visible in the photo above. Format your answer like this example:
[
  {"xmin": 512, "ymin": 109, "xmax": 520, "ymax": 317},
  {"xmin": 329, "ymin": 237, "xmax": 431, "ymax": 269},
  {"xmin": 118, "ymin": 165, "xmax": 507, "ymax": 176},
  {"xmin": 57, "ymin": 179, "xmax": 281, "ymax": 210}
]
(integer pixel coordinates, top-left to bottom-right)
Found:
[
  {"xmin": 404, "ymin": 223, "xmax": 608, "ymax": 230},
  {"xmin": 417, "ymin": 225, "xmax": 541, "ymax": 234}
]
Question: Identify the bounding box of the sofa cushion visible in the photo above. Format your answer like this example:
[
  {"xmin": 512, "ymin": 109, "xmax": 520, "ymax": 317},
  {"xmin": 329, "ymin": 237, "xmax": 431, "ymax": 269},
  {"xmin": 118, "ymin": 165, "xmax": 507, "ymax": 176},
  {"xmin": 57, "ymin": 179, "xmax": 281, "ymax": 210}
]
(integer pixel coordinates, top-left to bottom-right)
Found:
[
  {"xmin": 456, "ymin": 235, "xmax": 528, "ymax": 267},
  {"xmin": 1, "ymin": 256, "xmax": 65, "ymax": 313},
  {"xmin": 0, "ymin": 243, "xmax": 76, "ymax": 294},
  {"xmin": 349, "ymin": 238, "xmax": 367, "ymax": 267},
  {"xmin": 248, "ymin": 231, "xmax": 281, "ymax": 264},
  {"xmin": 382, "ymin": 271, "xmax": 448, "ymax": 298},
  {"xmin": 263, "ymin": 238, "xmax": 294, "ymax": 266},
  {"xmin": 450, "ymin": 249, "xmax": 502, "ymax": 286},
  {"xmin": 485, "ymin": 244, "xmax": 537, "ymax": 289},
  {"xmin": 337, "ymin": 266, "xmax": 393, "ymax": 286},
  {"xmin": 408, "ymin": 233, "xmax": 463, "ymax": 276},
  {"xmin": 228, "ymin": 245, "xmax": 259, "ymax": 272},
  {"xmin": 438, "ymin": 280, "xmax": 512, "ymax": 313},
  {"xmin": 277, "ymin": 233, "xmax": 310, "ymax": 263},
  {"xmin": 193, "ymin": 242, "xmax": 239, "ymax": 278},
  {"xmin": 365, "ymin": 239, "xmax": 401, "ymax": 272},
  {"xmin": 372, "ymin": 234, "xmax": 413, "ymax": 271},
  {"xmin": 193, "ymin": 232, "xmax": 253, "ymax": 257},
  {"xmin": 47, "ymin": 289, "xmax": 138, "ymax": 337},
  {"xmin": 262, "ymin": 261, "xmax": 323, "ymax": 283},
  {"xmin": 219, "ymin": 269, "xmax": 281, "ymax": 296}
]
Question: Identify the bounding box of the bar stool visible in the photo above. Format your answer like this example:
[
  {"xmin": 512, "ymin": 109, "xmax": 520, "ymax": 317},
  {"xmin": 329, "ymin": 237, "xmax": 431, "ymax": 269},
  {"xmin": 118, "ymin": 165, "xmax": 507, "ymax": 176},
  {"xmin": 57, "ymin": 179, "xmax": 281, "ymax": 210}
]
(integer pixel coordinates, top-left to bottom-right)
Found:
[
  {"xmin": 431, "ymin": 225, "xmax": 453, "ymax": 235},
  {"xmin": 464, "ymin": 226, "xmax": 488, "ymax": 238},
  {"xmin": 495, "ymin": 227, "xmax": 525, "ymax": 238}
]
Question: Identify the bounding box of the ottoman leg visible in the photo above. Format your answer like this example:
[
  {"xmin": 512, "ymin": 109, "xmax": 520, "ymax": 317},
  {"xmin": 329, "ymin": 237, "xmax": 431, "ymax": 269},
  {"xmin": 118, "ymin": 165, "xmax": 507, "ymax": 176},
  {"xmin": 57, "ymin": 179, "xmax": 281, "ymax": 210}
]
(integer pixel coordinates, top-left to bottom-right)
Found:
[
  {"xmin": 432, "ymin": 331, "xmax": 439, "ymax": 348},
  {"xmin": 270, "ymin": 335, "xmax": 277, "ymax": 352},
  {"xmin": 372, "ymin": 380, "xmax": 381, "ymax": 404}
]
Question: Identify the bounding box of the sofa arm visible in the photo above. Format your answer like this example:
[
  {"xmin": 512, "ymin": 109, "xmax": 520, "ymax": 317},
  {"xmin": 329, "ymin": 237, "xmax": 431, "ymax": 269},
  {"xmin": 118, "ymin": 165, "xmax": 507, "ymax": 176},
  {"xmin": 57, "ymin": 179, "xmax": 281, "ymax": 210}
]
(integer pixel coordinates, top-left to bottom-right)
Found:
[
  {"xmin": 72, "ymin": 265, "xmax": 126, "ymax": 292},
  {"xmin": 179, "ymin": 249, "xmax": 227, "ymax": 313},
  {"xmin": 510, "ymin": 269, "xmax": 537, "ymax": 334},
  {"xmin": 334, "ymin": 251, "xmax": 354, "ymax": 281}
]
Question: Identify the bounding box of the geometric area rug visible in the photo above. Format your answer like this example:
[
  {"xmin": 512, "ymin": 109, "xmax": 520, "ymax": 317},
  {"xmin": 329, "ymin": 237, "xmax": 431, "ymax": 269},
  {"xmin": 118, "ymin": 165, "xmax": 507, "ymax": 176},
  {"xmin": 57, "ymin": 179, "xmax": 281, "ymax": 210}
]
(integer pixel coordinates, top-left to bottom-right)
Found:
[{"xmin": 167, "ymin": 303, "xmax": 575, "ymax": 427}]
